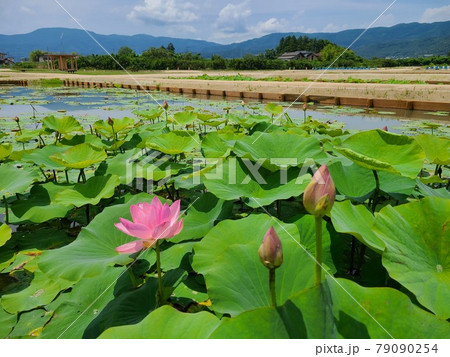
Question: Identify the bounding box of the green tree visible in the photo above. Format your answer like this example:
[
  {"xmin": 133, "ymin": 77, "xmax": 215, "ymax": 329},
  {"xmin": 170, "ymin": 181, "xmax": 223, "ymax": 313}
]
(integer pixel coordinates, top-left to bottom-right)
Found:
[
  {"xmin": 167, "ymin": 43, "xmax": 175, "ymax": 53},
  {"xmin": 29, "ymin": 49, "xmax": 45, "ymax": 62}
]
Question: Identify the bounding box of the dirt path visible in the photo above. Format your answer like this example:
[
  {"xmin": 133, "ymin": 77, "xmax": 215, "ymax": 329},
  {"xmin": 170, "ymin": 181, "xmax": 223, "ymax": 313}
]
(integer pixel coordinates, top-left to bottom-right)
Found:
[{"xmin": 1, "ymin": 68, "xmax": 450, "ymax": 103}]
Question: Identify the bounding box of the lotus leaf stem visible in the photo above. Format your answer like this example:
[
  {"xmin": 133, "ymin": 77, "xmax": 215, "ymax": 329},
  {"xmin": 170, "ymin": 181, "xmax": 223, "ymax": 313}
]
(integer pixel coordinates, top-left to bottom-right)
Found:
[
  {"xmin": 314, "ymin": 216, "xmax": 323, "ymax": 286},
  {"xmin": 155, "ymin": 240, "xmax": 164, "ymax": 306},
  {"xmin": 269, "ymin": 268, "xmax": 277, "ymax": 307}
]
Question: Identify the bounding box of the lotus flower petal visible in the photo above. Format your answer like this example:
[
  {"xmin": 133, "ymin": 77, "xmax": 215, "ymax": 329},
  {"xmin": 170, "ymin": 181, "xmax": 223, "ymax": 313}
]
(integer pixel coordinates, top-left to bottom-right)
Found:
[
  {"xmin": 169, "ymin": 200, "xmax": 181, "ymax": 225},
  {"xmin": 115, "ymin": 240, "xmax": 144, "ymax": 254},
  {"xmin": 116, "ymin": 218, "xmax": 151, "ymax": 240}
]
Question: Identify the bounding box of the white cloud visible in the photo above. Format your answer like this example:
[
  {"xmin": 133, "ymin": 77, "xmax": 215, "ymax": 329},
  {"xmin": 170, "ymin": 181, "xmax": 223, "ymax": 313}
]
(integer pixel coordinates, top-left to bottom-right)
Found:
[
  {"xmin": 420, "ymin": 5, "xmax": 450, "ymax": 23},
  {"xmin": 19, "ymin": 6, "xmax": 34, "ymax": 15},
  {"xmin": 249, "ymin": 18, "xmax": 286, "ymax": 37},
  {"xmin": 215, "ymin": 1, "xmax": 252, "ymax": 33},
  {"xmin": 127, "ymin": 0, "xmax": 198, "ymax": 24}
]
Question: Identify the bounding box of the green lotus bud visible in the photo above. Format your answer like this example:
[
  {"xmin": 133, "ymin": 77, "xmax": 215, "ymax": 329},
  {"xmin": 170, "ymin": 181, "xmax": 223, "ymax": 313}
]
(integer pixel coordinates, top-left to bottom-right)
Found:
[
  {"xmin": 162, "ymin": 100, "xmax": 169, "ymax": 110},
  {"xmin": 303, "ymin": 164, "xmax": 336, "ymax": 217},
  {"xmin": 302, "ymin": 103, "xmax": 308, "ymax": 111},
  {"xmin": 258, "ymin": 226, "xmax": 283, "ymax": 269}
]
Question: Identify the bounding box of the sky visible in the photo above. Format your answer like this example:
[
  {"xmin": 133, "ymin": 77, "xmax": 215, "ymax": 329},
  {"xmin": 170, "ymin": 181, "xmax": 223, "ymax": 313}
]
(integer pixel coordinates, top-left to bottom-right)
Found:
[{"xmin": 0, "ymin": 0, "xmax": 449, "ymax": 44}]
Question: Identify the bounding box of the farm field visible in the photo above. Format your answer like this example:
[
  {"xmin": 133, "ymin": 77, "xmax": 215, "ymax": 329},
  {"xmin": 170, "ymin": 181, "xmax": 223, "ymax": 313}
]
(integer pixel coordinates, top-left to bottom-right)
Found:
[{"xmin": 0, "ymin": 78, "xmax": 449, "ymax": 340}]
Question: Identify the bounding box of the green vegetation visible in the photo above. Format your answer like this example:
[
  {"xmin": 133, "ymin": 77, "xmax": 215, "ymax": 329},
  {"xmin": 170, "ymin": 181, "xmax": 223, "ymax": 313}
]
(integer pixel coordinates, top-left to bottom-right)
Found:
[
  {"xmin": 31, "ymin": 78, "xmax": 64, "ymax": 87},
  {"xmin": 25, "ymin": 33, "xmax": 449, "ymax": 72}
]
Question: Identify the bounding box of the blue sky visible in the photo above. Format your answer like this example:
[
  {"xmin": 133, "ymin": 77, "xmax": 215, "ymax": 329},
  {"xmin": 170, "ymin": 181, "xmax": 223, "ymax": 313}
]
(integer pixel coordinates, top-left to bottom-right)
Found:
[{"xmin": 1, "ymin": 0, "xmax": 449, "ymax": 43}]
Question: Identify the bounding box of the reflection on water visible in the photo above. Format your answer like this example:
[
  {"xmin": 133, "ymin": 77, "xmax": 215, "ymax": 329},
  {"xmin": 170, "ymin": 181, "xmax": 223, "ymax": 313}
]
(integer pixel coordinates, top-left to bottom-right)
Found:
[{"xmin": 0, "ymin": 86, "xmax": 448, "ymax": 134}]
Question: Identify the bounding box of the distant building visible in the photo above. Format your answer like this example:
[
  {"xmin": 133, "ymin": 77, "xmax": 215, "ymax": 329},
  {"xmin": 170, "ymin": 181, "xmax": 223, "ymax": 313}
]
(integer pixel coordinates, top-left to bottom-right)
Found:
[
  {"xmin": 0, "ymin": 52, "xmax": 15, "ymax": 65},
  {"xmin": 278, "ymin": 50, "xmax": 320, "ymax": 61},
  {"xmin": 45, "ymin": 53, "xmax": 78, "ymax": 72}
]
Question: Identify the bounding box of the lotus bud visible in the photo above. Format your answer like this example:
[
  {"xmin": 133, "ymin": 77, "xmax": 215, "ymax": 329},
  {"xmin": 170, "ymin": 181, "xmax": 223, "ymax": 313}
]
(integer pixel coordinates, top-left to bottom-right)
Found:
[
  {"xmin": 14, "ymin": 116, "xmax": 19, "ymax": 122},
  {"xmin": 162, "ymin": 100, "xmax": 169, "ymax": 110},
  {"xmin": 241, "ymin": 100, "xmax": 245, "ymax": 107},
  {"xmin": 303, "ymin": 165, "xmax": 336, "ymax": 217},
  {"xmin": 107, "ymin": 117, "xmax": 114, "ymax": 126},
  {"xmin": 258, "ymin": 226, "xmax": 283, "ymax": 269},
  {"xmin": 302, "ymin": 103, "xmax": 308, "ymax": 111},
  {"xmin": 382, "ymin": 126, "xmax": 388, "ymax": 131}
]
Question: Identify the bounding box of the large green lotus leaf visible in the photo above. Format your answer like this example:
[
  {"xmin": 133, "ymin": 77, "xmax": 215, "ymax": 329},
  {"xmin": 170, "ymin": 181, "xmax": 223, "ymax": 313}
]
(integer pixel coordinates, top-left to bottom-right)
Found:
[
  {"xmin": 264, "ymin": 102, "xmax": 283, "ymax": 116},
  {"xmin": 193, "ymin": 214, "xmax": 317, "ymax": 316},
  {"xmin": 211, "ymin": 285, "xmax": 335, "ymax": 338},
  {"xmin": 233, "ymin": 132, "xmax": 326, "ymax": 172},
  {"xmin": 378, "ymin": 171, "xmax": 417, "ymax": 196},
  {"xmin": 50, "ymin": 143, "xmax": 107, "ymax": 169},
  {"xmin": 38, "ymin": 193, "xmax": 156, "ymax": 282},
  {"xmin": 40, "ymin": 266, "xmax": 131, "ymax": 339},
  {"xmin": 146, "ymin": 131, "xmax": 200, "ymax": 155},
  {"xmin": 22, "ymin": 144, "xmax": 68, "ymax": 170},
  {"xmin": 202, "ymin": 158, "xmax": 311, "ymax": 208},
  {"xmin": 372, "ymin": 197, "xmax": 450, "ymax": 319},
  {"xmin": 331, "ymin": 201, "xmax": 385, "ymax": 253},
  {"xmin": 170, "ymin": 111, "xmax": 197, "ymax": 126},
  {"xmin": 212, "ymin": 278, "xmax": 450, "ymax": 339},
  {"xmin": 336, "ymin": 129, "xmax": 425, "ymax": 178},
  {"xmin": 94, "ymin": 117, "xmax": 135, "ymax": 138},
  {"xmin": 60, "ymin": 134, "xmax": 106, "ymax": 150},
  {"xmin": 1, "ymin": 270, "xmax": 73, "ymax": 314},
  {"xmin": 82, "ymin": 278, "xmax": 159, "ymax": 339},
  {"xmin": 171, "ymin": 192, "xmax": 232, "ymax": 243},
  {"xmin": 10, "ymin": 183, "xmax": 74, "ymax": 224},
  {"xmin": 415, "ymin": 180, "xmax": 450, "ymax": 199},
  {"xmin": 97, "ymin": 147, "xmax": 185, "ymax": 183},
  {"xmin": 201, "ymin": 132, "xmax": 232, "ymax": 158},
  {"xmin": 327, "ymin": 160, "xmax": 374, "ymax": 199},
  {"xmin": 9, "ymin": 308, "xmax": 52, "ymax": 338},
  {"xmin": 99, "ymin": 305, "xmax": 220, "ymax": 339},
  {"xmin": 0, "ymin": 307, "xmax": 16, "ymax": 338},
  {"xmin": 0, "ymin": 163, "xmax": 40, "ymax": 197},
  {"xmin": 54, "ymin": 174, "xmax": 120, "ymax": 207},
  {"xmin": 0, "ymin": 224, "xmax": 12, "ymax": 248},
  {"xmin": 7, "ymin": 227, "xmax": 73, "ymax": 252},
  {"xmin": 42, "ymin": 115, "xmax": 83, "ymax": 135},
  {"xmin": 414, "ymin": 134, "xmax": 450, "ymax": 165},
  {"xmin": 327, "ymin": 277, "xmax": 450, "ymax": 338},
  {"xmin": 96, "ymin": 148, "xmax": 140, "ymax": 184},
  {"xmin": 160, "ymin": 242, "xmax": 195, "ymax": 270},
  {"xmin": 14, "ymin": 129, "xmax": 45, "ymax": 143},
  {"xmin": 0, "ymin": 143, "xmax": 12, "ymax": 161},
  {"xmin": 133, "ymin": 108, "xmax": 164, "ymax": 120}
]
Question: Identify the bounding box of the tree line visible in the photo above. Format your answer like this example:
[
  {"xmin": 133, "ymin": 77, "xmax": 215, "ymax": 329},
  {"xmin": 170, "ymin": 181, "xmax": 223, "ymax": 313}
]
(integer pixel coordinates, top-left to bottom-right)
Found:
[{"xmin": 26, "ymin": 36, "xmax": 449, "ymax": 71}]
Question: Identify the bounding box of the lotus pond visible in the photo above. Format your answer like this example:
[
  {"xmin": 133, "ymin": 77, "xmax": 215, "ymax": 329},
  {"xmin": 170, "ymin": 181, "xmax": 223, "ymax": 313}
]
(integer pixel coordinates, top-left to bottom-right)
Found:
[{"xmin": 0, "ymin": 84, "xmax": 449, "ymax": 339}]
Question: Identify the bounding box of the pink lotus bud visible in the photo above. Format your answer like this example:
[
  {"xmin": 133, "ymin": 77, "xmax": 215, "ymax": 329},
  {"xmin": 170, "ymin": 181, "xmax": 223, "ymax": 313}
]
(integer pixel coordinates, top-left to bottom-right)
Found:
[
  {"xmin": 107, "ymin": 117, "xmax": 114, "ymax": 126},
  {"xmin": 303, "ymin": 165, "xmax": 336, "ymax": 217},
  {"xmin": 14, "ymin": 116, "xmax": 19, "ymax": 122},
  {"xmin": 382, "ymin": 126, "xmax": 388, "ymax": 131},
  {"xmin": 258, "ymin": 226, "xmax": 283, "ymax": 269},
  {"xmin": 162, "ymin": 100, "xmax": 169, "ymax": 110},
  {"xmin": 302, "ymin": 103, "xmax": 308, "ymax": 111}
]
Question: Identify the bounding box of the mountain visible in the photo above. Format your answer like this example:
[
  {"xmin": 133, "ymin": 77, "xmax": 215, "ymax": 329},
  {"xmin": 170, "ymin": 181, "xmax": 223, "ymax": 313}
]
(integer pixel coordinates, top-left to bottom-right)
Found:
[{"xmin": 1, "ymin": 21, "xmax": 449, "ymax": 61}]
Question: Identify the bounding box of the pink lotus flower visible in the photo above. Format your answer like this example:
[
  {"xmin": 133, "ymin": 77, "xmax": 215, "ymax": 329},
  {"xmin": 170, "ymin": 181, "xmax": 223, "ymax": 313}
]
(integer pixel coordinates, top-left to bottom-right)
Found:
[
  {"xmin": 303, "ymin": 164, "xmax": 336, "ymax": 217},
  {"xmin": 115, "ymin": 197, "xmax": 183, "ymax": 254}
]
